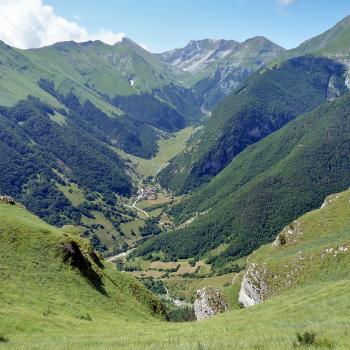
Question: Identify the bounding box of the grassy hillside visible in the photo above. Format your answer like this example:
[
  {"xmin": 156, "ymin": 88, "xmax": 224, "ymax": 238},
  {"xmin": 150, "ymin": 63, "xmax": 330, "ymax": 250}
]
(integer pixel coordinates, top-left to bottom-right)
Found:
[
  {"xmin": 158, "ymin": 56, "xmax": 347, "ymax": 194},
  {"xmin": 0, "ymin": 38, "xmax": 201, "ymax": 155},
  {"xmin": 1, "ymin": 190, "xmax": 349, "ymax": 349},
  {"xmin": 119, "ymin": 126, "xmax": 199, "ymax": 178},
  {"xmin": 0, "ymin": 201, "xmax": 166, "ymax": 336},
  {"xmin": 139, "ymin": 92, "xmax": 350, "ymax": 265},
  {"xmin": 243, "ymin": 189, "xmax": 350, "ymax": 302}
]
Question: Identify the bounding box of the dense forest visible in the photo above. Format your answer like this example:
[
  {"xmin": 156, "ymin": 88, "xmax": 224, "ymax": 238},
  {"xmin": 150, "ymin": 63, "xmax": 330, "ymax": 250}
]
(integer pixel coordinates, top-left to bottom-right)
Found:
[{"xmin": 158, "ymin": 56, "xmax": 347, "ymax": 194}]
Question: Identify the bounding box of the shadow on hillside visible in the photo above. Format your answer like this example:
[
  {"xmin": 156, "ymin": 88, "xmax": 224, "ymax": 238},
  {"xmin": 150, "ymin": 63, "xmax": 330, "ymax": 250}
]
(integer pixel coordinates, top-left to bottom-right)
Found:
[{"xmin": 62, "ymin": 241, "xmax": 107, "ymax": 296}]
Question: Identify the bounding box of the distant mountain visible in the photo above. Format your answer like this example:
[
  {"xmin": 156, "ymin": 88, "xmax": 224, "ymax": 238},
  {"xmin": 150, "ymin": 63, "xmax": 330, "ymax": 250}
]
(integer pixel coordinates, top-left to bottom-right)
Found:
[
  {"xmin": 159, "ymin": 39, "xmax": 240, "ymax": 73},
  {"xmin": 138, "ymin": 91, "xmax": 350, "ymax": 264},
  {"xmin": 0, "ymin": 38, "xmax": 202, "ymax": 154},
  {"xmin": 0, "ymin": 38, "xmax": 203, "ymax": 227},
  {"xmin": 159, "ymin": 37, "xmax": 285, "ymax": 109},
  {"xmin": 158, "ymin": 56, "xmax": 347, "ymax": 194}
]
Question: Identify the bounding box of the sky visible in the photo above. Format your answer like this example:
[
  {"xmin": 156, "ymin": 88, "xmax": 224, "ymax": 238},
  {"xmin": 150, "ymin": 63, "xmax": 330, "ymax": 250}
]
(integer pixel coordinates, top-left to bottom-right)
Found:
[{"xmin": 0, "ymin": 0, "xmax": 350, "ymax": 52}]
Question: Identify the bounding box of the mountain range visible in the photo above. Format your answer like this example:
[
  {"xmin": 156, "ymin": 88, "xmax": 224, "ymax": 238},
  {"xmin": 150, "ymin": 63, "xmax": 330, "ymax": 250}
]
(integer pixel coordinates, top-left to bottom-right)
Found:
[{"xmin": 159, "ymin": 36, "xmax": 285, "ymax": 109}]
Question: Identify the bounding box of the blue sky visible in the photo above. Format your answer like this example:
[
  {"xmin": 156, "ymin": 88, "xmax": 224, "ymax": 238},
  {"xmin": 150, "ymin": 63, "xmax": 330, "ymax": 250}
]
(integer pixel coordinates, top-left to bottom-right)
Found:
[
  {"xmin": 43, "ymin": 0, "xmax": 350, "ymax": 52},
  {"xmin": 0, "ymin": 0, "xmax": 350, "ymax": 51}
]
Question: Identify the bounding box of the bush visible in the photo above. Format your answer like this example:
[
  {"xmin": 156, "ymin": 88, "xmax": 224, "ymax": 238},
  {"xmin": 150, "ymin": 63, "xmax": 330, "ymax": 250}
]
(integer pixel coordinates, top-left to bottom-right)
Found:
[
  {"xmin": 77, "ymin": 313, "xmax": 92, "ymax": 321},
  {"xmin": 188, "ymin": 258, "xmax": 197, "ymax": 267},
  {"xmin": 0, "ymin": 335, "xmax": 9, "ymax": 343},
  {"xmin": 140, "ymin": 278, "xmax": 166, "ymax": 295},
  {"xmin": 140, "ymin": 218, "xmax": 162, "ymax": 237},
  {"xmin": 115, "ymin": 259, "xmax": 123, "ymax": 271},
  {"xmin": 165, "ymin": 305, "xmax": 196, "ymax": 322},
  {"xmin": 294, "ymin": 331, "xmax": 316, "ymax": 346}
]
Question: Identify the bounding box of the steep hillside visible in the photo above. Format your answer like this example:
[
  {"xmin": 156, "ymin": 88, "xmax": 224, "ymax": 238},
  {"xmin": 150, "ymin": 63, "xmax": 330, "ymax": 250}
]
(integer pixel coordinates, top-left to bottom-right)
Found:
[
  {"xmin": 238, "ymin": 188, "xmax": 350, "ymax": 308},
  {"xmin": 0, "ymin": 38, "xmax": 201, "ymax": 156},
  {"xmin": 0, "ymin": 200, "xmax": 165, "ymax": 335},
  {"xmin": 0, "ymin": 96, "xmax": 133, "ymax": 225},
  {"xmin": 158, "ymin": 56, "xmax": 347, "ymax": 194},
  {"xmin": 159, "ymin": 37, "xmax": 285, "ymax": 109},
  {"xmin": 139, "ymin": 92, "xmax": 350, "ymax": 264}
]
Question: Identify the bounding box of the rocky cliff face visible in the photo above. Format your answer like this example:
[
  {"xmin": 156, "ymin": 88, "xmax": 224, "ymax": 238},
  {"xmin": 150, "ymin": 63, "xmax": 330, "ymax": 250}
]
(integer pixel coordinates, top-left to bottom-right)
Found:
[
  {"xmin": 193, "ymin": 287, "xmax": 228, "ymax": 320},
  {"xmin": 238, "ymin": 264, "xmax": 269, "ymax": 308},
  {"xmin": 159, "ymin": 39, "xmax": 240, "ymax": 73}
]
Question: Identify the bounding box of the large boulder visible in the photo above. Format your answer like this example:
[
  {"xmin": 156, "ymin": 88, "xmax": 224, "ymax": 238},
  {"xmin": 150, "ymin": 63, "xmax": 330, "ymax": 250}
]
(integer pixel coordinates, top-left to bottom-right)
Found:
[{"xmin": 193, "ymin": 287, "xmax": 228, "ymax": 320}]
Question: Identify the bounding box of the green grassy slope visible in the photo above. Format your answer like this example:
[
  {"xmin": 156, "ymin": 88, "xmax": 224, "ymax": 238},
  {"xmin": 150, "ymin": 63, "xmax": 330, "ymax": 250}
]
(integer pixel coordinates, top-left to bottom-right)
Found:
[
  {"xmin": 0, "ymin": 38, "xmax": 201, "ymax": 153},
  {"xmin": 119, "ymin": 126, "xmax": 199, "ymax": 178},
  {"xmin": 24, "ymin": 38, "xmax": 174, "ymax": 99},
  {"xmin": 284, "ymin": 15, "xmax": 350, "ymax": 58},
  {"xmin": 1, "ymin": 190, "xmax": 349, "ymax": 349},
  {"xmin": 245, "ymin": 189, "xmax": 350, "ymax": 301},
  {"xmin": 140, "ymin": 92, "xmax": 350, "ymax": 264},
  {"xmin": 0, "ymin": 202, "xmax": 165, "ymax": 335},
  {"xmin": 158, "ymin": 56, "xmax": 347, "ymax": 194}
]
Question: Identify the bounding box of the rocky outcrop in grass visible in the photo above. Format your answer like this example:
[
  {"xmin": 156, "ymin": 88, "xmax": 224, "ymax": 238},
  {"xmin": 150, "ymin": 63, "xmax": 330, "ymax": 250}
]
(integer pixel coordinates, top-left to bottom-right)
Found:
[
  {"xmin": 0, "ymin": 196, "xmax": 16, "ymax": 205},
  {"xmin": 194, "ymin": 287, "xmax": 228, "ymax": 320},
  {"xmin": 238, "ymin": 264, "xmax": 268, "ymax": 307}
]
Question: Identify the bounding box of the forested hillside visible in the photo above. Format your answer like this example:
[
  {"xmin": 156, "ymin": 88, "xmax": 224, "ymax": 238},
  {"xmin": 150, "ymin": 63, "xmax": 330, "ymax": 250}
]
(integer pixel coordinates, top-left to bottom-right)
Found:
[
  {"xmin": 158, "ymin": 56, "xmax": 347, "ymax": 194},
  {"xmin": 0, "ymin": 96, "xmax": 131, "ymax": 226}
]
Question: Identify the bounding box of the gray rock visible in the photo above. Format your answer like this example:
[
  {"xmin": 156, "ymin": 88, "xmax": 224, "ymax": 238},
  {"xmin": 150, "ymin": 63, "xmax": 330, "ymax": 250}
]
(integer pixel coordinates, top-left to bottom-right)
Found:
[
  {"xmin": 194, "ymin": 287, "xmax": 228, "ymax": 320},
  {"xmin": 272, "ymin": 221, "xmax": 302, "ymax": 247},
  {"xmin": 0, "ymin": 196, "xmax": 16, "ymax": 205},
  {"xmin": 238, "ymin": 264, "xmax": 268, "ymax": 308}
]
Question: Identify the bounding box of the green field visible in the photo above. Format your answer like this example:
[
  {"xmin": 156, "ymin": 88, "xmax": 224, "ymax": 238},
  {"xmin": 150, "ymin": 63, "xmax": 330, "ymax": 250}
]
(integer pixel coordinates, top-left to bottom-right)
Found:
[{"xmin": 119, "ymin": 126, "xmax": 199, "ymax": 178}]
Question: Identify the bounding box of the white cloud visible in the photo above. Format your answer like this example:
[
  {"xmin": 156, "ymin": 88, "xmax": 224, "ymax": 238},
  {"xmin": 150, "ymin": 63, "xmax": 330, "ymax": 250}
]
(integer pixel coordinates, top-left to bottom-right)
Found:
[
  {"xmin": 276, "ymin": 0, "xmax": 296, "ymax": 6},
  {"xmin": 0, "ymin": 0, "xmax": 125, "ymax": 49}
]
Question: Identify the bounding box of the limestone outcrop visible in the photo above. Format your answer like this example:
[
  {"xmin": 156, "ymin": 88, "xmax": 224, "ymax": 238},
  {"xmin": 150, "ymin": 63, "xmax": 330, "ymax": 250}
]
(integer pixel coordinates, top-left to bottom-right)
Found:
[
  {"xmin": 272, "ymin": 220, "xmax": 303, "ymax": 247},
  {"xmin": 194, "ymin": 287, "xmax": 228, "ymax": 320},
  {"xmin": 0, "ymin": 196, "xmax": 16, "ymax": 205},
  {"xmin": 238, "ymin": 264, "xmax": 268, "ymax": 308}
]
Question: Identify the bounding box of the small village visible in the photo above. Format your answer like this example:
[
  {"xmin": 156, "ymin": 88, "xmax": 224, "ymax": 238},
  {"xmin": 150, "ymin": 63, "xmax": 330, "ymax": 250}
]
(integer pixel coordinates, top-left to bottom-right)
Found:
[{"xmin": 137, "ymin": 186, "xmax": 158, "ymax": 201}]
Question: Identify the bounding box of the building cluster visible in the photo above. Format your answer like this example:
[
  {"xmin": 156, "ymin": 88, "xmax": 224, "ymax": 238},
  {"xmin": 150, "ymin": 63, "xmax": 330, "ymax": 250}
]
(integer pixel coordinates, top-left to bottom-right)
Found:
[{"xmin": 138, "ymin": 187, "xmax": 157, "ymax": 200}]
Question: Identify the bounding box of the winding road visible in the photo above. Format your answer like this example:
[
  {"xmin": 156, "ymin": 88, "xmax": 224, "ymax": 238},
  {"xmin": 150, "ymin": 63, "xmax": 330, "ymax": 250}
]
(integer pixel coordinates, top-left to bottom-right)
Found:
[
  {"xmin": 106, "ymin": 248, "xmax": 136, "ymax": 263},
  {"xmin": 124, "ymin": 187, "xmax": 150, "ymax": 218}
]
